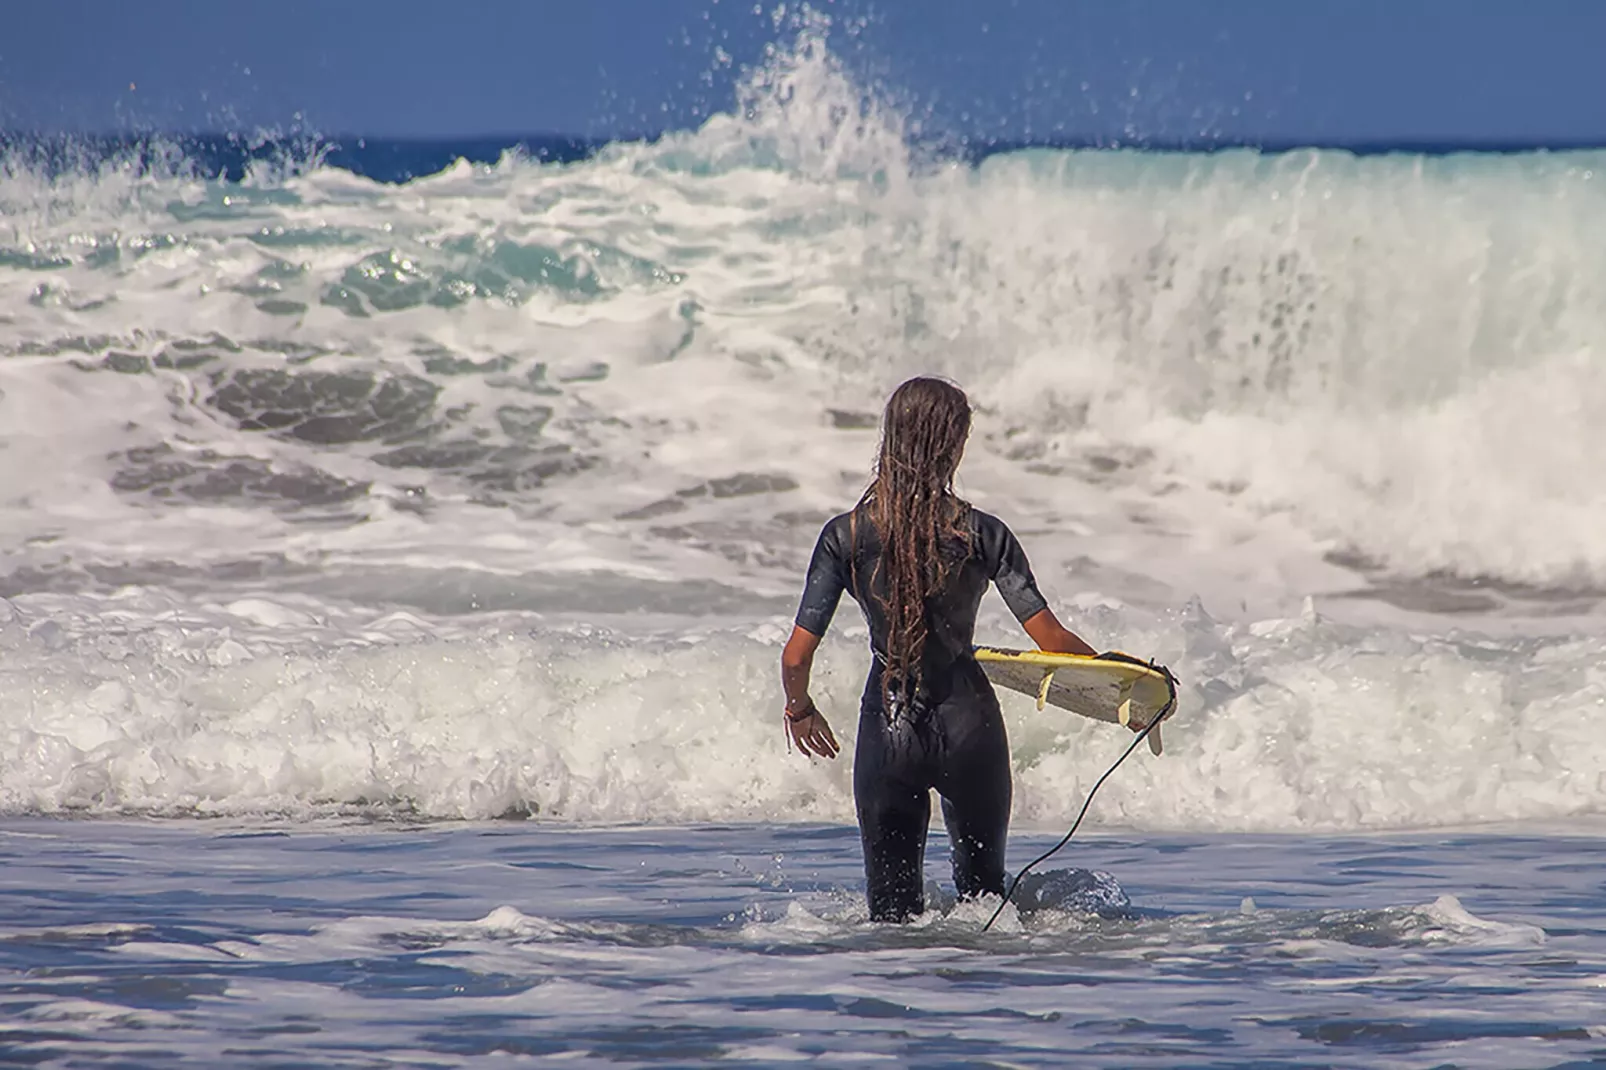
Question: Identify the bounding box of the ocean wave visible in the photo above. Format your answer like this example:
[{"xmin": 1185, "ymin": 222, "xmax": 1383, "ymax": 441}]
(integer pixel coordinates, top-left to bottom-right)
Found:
[
  {"xmin": 1, "ymin": 10, "xmax": 1605, "ymax": 850},
  {"xmin": 4, "ymin": 67, "xmax": 1603, "ymax": 593},
  {"xmin": 0, "ymin": 591, "xmax": 1602, "ymax": 830}
]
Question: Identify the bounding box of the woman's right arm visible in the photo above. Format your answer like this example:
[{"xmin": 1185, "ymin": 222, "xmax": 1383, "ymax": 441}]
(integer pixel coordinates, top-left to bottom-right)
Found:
[
  {"xmin": 781, "ymin": 625, "xmax": 839, "ymax": 758},
  {"xmin": 782, "ymin": 518, "xmax": 850, "ymax": 759}
]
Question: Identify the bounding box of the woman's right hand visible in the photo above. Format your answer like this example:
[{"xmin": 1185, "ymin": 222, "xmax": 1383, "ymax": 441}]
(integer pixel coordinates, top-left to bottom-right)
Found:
[{"xmin": 784, "ymin": 703, "xmax": 840, "ymax": 759}]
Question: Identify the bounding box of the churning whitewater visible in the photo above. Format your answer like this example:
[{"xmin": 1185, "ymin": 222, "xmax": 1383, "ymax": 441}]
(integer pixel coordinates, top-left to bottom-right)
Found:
[{"xmin": 3, "ymin": 29, "xmax": 1606, "ymax": 828}]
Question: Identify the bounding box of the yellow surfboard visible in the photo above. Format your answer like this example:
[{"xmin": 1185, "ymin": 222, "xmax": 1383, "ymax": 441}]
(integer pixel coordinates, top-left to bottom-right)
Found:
[{"xmin": 973, "ymin": 646, "xmax": 1177, "ymax": 755}]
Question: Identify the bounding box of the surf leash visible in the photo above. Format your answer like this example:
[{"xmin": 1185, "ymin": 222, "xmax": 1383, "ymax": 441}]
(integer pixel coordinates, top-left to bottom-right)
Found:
[{"xmin": 981, "ymin": 656, "xmax": 1179, "ymax": 933}]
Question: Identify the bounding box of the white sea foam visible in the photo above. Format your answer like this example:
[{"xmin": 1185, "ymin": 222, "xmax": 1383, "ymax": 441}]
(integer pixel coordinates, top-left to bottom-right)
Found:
[
  {"xmin": 2, "ymin": 24, "xmax": 1605, "ymax": 829},
  {"xmin": 2, "ymin": 26, "xmax": 1604, "ymax": 603},
  {"xmin": 0, "ymin": 587, "xmax": 1602, "ymax": 829}
]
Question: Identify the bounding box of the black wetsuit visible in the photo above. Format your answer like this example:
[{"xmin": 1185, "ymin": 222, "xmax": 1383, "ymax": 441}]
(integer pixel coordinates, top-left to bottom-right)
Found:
[{"xmin": 794, "ymin": 506, "xmax": 1050, "ymax": 922}]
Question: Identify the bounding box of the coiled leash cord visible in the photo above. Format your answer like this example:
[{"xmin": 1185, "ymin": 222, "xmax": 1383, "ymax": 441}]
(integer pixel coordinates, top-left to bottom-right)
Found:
[{"xmin": 981, "ymin": 656, "xmax": 1179, "ymax": 933}]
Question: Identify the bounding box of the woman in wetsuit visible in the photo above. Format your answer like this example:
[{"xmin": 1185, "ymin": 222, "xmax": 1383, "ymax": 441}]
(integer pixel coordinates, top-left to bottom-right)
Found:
[{"xmin": 780, "ymin": 376, "xmax": 1098, "ymax": 923}]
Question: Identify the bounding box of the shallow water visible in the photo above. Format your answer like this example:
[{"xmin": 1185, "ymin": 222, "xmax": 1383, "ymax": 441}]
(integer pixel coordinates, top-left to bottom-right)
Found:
[{"xmin": 3, "ymin": 819, "xmax": 1604, "ymax": 1067}]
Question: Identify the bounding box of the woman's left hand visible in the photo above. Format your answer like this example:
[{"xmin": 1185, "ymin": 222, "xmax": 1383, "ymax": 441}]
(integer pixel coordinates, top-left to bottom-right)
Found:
[{"xmin": 785, "ymin": 706, "xmax": 840, "ymax": 759}]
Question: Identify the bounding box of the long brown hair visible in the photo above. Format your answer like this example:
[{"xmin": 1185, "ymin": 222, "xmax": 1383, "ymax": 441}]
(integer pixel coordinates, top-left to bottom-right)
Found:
[{"xmin": 858, "ymin": 377, "xmax": 973, "ymax": 710}]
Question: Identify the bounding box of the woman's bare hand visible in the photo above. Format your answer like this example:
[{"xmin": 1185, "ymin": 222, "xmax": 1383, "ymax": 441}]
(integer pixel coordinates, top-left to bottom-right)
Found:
[{"xmin": 785, "ymin": 707, "xmax": 840, "ymax": 759}]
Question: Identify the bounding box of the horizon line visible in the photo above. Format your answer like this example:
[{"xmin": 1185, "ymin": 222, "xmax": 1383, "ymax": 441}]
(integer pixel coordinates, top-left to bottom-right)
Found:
[{"xmin": 5, "ymin": 129, "xmax": 1606, "ymax": 155}]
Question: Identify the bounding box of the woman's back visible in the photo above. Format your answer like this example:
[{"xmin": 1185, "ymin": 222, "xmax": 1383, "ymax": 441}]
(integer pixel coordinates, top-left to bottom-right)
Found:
[{"xmin": 795, "ymin": 505, "xmax": 1050, "ymax": 700}]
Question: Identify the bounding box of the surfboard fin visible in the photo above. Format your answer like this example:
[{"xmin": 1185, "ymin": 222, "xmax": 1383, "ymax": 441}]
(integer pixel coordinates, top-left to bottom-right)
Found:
[
  {"xmin": 1116, "ymin": 681, "xmax": 1133, "ymax": 727},
  {"xmin": 1036, "ymin": 669, "xmax": 1054, "ymax": 711},
  {"xmin": 1148, "ymin": 725, "xmax": 1164, "ymax": 756}
]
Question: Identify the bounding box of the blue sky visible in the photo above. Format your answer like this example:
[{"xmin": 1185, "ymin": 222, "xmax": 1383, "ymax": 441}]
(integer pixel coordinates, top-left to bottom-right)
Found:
[{"xmin": 3, "ymin": 1, "xmax": 1604, "ymax": 146}]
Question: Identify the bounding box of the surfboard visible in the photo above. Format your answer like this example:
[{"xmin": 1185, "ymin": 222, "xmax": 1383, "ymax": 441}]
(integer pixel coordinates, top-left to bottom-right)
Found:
[{"xmin": 973, "ymin": 646, "xmax": 1177, "ymax": 755}]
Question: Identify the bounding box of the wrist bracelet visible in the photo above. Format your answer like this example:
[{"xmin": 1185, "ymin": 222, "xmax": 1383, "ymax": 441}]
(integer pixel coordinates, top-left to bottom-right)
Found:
[{"xmin": 784, "ymin": 704, "xmax": 816, "ymax": 723}]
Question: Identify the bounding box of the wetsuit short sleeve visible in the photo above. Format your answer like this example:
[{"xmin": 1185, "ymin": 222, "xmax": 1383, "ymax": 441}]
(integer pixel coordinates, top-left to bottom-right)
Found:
[
  {"xmin": 794, "ymin": 515, "xmax": 852, "ymax": 637},
  {"xmin": 977, "ymin": 511, "xmax": 1050, "ymax": 624}
]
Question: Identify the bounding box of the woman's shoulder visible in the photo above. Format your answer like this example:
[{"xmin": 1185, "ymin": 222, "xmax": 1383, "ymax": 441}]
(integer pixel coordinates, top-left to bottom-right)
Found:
[
  {"xmin": 964, "ymin": 507, "xmax": 1026, "ymax": 561},
  {"xmin": 813, "ymin": 508, "xmax": 859, "ymax": 548},
  {"xmin": 967, "ymin": 506, "xmax": 1012, "ymax": 535}
]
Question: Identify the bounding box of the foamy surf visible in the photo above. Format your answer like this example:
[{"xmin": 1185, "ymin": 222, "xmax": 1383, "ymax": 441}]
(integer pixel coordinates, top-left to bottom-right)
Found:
[
  {"xmin": 2, "ymin": 584, "xmax": 1603, "ymax": 828},
  {"xmin": 2, "ymin": 21, "xmax": 1605, "ymax": 621},
  {"xmin": 0, "ymin": 24, "xmax": 1603, "ymax": 835}
]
